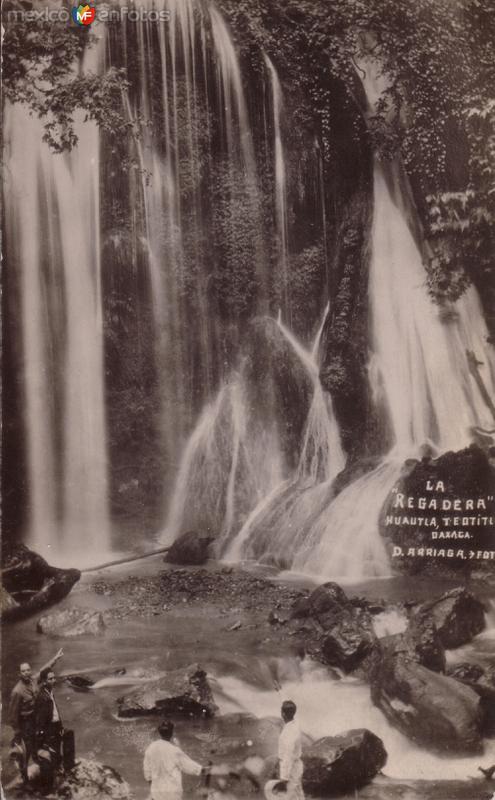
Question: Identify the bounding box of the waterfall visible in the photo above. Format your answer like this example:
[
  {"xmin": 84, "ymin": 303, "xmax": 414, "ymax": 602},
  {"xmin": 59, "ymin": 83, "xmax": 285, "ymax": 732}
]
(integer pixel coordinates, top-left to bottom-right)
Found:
[
  {"xmin": 265, "ymin": 55, "xmax": 290, "ymax": 320},
  {"xmin": 110, "ymin": 0, "xmax": 268, "ymax": 489},
  {"xmin": 4, "ymin": 47, "xmax": 110, "ymax": 565},
  {"xmin": 370, "ymin": 160, "xmax": 495, "ymax": 455},
  {"xmin": 360, "ymin": 52, "xmax": 495, "ymax": 455}
]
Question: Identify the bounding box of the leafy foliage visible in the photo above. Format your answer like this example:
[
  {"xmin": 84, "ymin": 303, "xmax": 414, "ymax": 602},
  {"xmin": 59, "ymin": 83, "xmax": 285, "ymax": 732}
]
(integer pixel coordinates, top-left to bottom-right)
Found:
[{"xmin": 3, "ymin": 16, "xmax": 128, "ymax": 151}]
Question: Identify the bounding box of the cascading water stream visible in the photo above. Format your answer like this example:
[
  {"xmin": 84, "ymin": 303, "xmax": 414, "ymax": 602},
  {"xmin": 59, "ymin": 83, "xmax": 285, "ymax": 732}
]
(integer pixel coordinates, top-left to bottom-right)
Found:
[
  {"xmin": 162, "ymin": 372, "xmax": 284, "ymax": 547},
  {"xmin": 370, "ymin": 161, "xmax": 495, "ymax": 455},
  {"xmin": 4, "ymin": 40, "xmax": 110, "ymax": 565},
  {"xmin": 113, "ymin": 0, "xmax": 269, "ymax": 486},
  {"xmin": 265, "ymin": 55, "xmax": 290, "ymax": 320},
  {"xmin": 215, "ymin": 658, "xmax": 495, "ymax": 781}
]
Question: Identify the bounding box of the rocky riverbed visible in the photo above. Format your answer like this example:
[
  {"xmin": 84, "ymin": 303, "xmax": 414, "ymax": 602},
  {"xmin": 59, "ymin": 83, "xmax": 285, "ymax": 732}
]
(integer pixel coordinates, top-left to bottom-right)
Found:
[{"xmin": 2, "ymin": 554, "xmax": 495, "ymax": 799}]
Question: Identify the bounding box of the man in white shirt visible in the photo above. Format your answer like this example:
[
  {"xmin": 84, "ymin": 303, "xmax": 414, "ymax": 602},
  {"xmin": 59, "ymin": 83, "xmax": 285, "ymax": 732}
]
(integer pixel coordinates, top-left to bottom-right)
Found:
[
  {"xmin": 143, "ymin": 720, "xmax": 207, "ymax": 800},
  {"xmin": 272, "ymin": 700, "xmax": 305, "ymax": 799}
]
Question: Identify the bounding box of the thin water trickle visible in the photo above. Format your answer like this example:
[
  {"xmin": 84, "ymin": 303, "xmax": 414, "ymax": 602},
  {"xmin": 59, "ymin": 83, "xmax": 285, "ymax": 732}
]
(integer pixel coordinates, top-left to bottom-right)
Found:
[{"xmin": 265, "ymin": 54, "xmax": 290, "ymax": 320}]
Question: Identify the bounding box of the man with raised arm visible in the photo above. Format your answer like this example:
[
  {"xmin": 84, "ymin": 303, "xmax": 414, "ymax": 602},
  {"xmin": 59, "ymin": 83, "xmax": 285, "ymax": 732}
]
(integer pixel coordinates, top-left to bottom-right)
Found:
[
  {"xmin": 8, "ymin": 648, "xmax": 64, "ymax": 782},
  {"xmin": 34, "ymin": 666, "xmax": 66, "ymax": 794},
  {"xmin": 272, "ymin": 700, "xmax": 305, "ymax": 799}
]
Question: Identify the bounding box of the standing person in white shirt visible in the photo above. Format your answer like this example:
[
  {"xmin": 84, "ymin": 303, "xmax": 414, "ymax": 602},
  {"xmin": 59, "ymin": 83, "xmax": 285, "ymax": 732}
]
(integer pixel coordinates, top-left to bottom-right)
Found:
[
  {"xmin": 272, "ymin": 700, "xmax": 305, "ymax": 799},
  {"xmin": 143, "ymin": 720, "xmax": 207, "ymax": 800}
]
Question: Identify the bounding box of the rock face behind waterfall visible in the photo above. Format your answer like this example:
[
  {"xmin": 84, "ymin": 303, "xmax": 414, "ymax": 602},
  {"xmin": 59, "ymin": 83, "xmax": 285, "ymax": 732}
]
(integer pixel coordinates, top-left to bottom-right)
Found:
[
  {"xmin": 302, "ymin": 729, "xmax": 387, "ymax": 796},
  {"xmin": 1, "ymin": 544, "xmax": 80, "ymax": 621},
  {"xmin": 370, "ymin": 642, "xmax": 484, "ymax": 754},
  {"xmin": 243, "ymin": 317, "xmax": 313, "ymax": 468},
  {"xmin": 117, "ymin": 663, "xmax": 217, "ymax": 718}
]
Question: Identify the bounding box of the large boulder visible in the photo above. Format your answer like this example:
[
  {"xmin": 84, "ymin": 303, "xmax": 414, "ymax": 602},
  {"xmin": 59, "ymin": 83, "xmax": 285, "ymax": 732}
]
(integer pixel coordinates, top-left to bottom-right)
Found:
[
  {"xmin": 321, "ymin": 611, "xmax": 376, "ymax": 673},
  {"xmin": 117, "ymin": 663, "xmax": 217, "ymax": 718},
  {"xmin": 370, "ymin": 646, "xmax": 484, "ymax": 754},
  {"xmin": 397, "ymin": 612, "xmax": 446, "ymax": 673},
  {"xmin": 302, "ymin": 729, "xmax": 387, "ymax": 796},
  {"xmin": 291, "ymin": 582, "xmax": 350, "ymax": 620},
  {"xmin": 164, "ymin": 530, "xmax": 214, "ymax": 566},
  {"xmin": 382, "ymin": 446, "xmax": 495, "ymax": 575},
  {"xmin": 447, "ymin": 662, "xmax": 495, "ymax": 736},
  {"xmin": 1, "ymin": 544, "xmax": 80, "ymax": 622},
  {"xmin": 37, "ymin": 608, "xmax": 106, "ymax": 637},
  {"xmin": 57, "ymin": 759, "xmax": 133, "ymax": 799},
  {"xmin": 417, "ymin": 588, "xmax": 486, "ymax": 648}
]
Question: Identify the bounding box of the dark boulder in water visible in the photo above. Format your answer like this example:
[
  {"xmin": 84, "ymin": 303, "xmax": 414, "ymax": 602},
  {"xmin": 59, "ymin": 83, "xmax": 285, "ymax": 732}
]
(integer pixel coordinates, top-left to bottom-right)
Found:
[
  {"xmin": 417, "ymin": 587, "xmax": 486, "ymax": 648},
  {"xmin": 370, "ymin": 642, "xmax": 484, "ymax": 754},
  {"xmin": 302, "ymin": 729, "xmax": 387, "ymax": 796},
  {"xmin": 447, "ymin": 662, "xmax": 495, "ymax": 736},
  {"xmin": 63, "ymin": 674, "xmax": 95, "ymax": 692},
  {"xmin": 396, "ymin": 610, "xmax": 446, "ymax": 673},
  {"xmin": 1, "ymin": 544, "xmax": 80, "ymax": 622},
  {"xmin": 291, "ymin": 582, "xmax": 350, "ymax": 620},
  {"xmin": 321, "ymin": 611, "xmax": 376, "ymax": 673},
  {"xmin": 165, "ymin": 530, "xmax": 214, "ymax": 566},
  {"xmin": 117, "ymin": 663, "xmax": 217, "ymax": 718}
]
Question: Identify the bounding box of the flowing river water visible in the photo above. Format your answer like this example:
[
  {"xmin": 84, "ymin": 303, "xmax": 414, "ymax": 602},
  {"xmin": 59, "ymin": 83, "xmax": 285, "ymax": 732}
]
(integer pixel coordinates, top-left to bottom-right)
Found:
[{"xmin": 2, "ymin": 562, "xmax": 494, "ymax": 799}]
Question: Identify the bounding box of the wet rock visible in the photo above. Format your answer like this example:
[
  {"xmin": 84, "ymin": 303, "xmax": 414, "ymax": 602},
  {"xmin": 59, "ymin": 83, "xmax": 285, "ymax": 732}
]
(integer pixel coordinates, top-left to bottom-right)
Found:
[
  {"xmin": 164, "ymin": 530, "xmax": 214, "ymax": 566},
  {"xmin": 243, "ymin": 317, "xmax": 313, "ymax": 470},
  {"xmin": 59, "ymin": 758, "xmax": 133, "ymax": 799},
  {"xmin": 417, "ymin": 588, "xmax": 486, "ymax": 648},
  {"xmin": 302, "ymin": 729, "xmax": 387, "ymax": 796},
  {"xmin": 6, "ymin": 759, "xmax": 133, "ymax": 799},
  {"xmin": 1, "ymin": 584, "xmax": 18, "ymax": 613},
  {"xmin": 37, "ymin": 608, "xmax": 106, "ymax": 637},
  {"xmin": 1, "ymin": 544, "xmax": 80, "ymax": 622},
  {"xmin": 321, "ymin": 611, "xmax": 376, "ymax": 673},
  {"xmin": 291, "ymin": 582, "xmax": 350, "ymax": 620},
  {"xmin": 398, "ymin": 611, "xmax": 446, "ymax": 673},
  {"xmin": 64, "ymin": 674, "xmax": 95, "ymax": 691},
  {"xmin": 117, "ymin": 663, "xmax": 217, "ymax": 718},
  {"xmin": 447, "ymin": 663, "xmax": 485, "ymax": 683},
  {"xmin": 370, "ymin": 645, "xmax": 484, "ymax": 754},
  {"xmin": 447, "ymin": 662, "xmax": 495, "ymax": 736}
]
